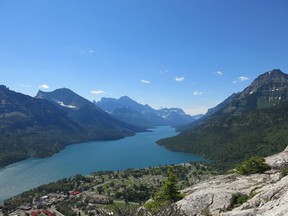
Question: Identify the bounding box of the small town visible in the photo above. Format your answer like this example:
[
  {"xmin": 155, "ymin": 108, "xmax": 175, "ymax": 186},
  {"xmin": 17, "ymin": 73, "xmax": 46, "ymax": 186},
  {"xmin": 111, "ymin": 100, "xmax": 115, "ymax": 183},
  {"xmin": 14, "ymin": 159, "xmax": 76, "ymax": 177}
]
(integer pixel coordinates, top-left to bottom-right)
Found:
[
  {"xmin": 0, "ymin": 164, "xmax": 212, "ymax": 216},
  {"xmin": 1, "ymin": 190, "xmax": 113, "ymax": 216}
]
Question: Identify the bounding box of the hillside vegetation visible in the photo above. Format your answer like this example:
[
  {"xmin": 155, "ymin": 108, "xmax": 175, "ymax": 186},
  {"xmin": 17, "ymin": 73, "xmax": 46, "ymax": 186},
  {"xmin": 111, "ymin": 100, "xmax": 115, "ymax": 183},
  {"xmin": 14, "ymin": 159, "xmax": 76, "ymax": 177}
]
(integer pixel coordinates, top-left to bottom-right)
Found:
[
  {"xmin": 158, "ymin": 69, "xmax": 288, "ymax": 170},
  {"xmin": 0, "ymin": 86, "xmax": 143, "ymax": 167},
  {"xmin": 158, "ymin": 101, "xmax": 288, "ymax": 169},
  {"xmin": 2, "ymin": 163, "xmax": 215, "ymax": 216}
]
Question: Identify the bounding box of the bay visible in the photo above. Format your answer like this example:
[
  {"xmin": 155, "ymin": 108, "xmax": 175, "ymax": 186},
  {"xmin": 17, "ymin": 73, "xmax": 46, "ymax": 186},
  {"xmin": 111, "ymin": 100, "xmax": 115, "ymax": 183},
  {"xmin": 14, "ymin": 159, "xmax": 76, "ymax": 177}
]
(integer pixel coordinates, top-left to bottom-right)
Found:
[{"xmin": 0, "ymin": 126, "xmax": 208, "ymax": 201}]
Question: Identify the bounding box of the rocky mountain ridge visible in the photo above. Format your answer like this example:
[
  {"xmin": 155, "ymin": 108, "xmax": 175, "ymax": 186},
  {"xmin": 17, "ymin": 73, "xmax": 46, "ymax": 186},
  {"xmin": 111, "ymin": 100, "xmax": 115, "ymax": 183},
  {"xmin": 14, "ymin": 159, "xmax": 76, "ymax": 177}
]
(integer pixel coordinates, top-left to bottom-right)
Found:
[
  {"xmin": 36, "ymin": 88, "xmax": 144, "ymax": 139},
  {"xmin": 178, "ymin": 69, "xmax": 288, "ymax": 132},
  {"xmin": 0, "ymin": 85, "xmax": 87, "ymax": 167},
  {"xmin": 0, "ymin": 86, "xmax": 145, "ymax": 167},
  {"xmin": 158, "ymin": 69, "xmax": 288, "ymax": 169},
  {"xmin": 96, "ymin": 96, "xmax": 197, "ymax": 126},
  {"xmin": 95, "ymin": 96, "xmax": 155, "ymax": 114},
  {"xmin": 215, "ymin": 69, "xmax": 288, "ymax": 116},
  {"xmin": 177, "ymin": 146, "xmax": 288, "ymax": 215}
]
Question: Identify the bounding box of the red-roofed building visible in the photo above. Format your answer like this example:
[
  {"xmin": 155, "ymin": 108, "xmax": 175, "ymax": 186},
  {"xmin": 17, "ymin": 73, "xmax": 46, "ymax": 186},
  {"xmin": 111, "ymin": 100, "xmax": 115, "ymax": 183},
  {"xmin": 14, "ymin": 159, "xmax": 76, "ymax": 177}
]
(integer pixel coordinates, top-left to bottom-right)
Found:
[{"xmin": 71, "ymin": 191, "xmax": 80, "ymax": 196}]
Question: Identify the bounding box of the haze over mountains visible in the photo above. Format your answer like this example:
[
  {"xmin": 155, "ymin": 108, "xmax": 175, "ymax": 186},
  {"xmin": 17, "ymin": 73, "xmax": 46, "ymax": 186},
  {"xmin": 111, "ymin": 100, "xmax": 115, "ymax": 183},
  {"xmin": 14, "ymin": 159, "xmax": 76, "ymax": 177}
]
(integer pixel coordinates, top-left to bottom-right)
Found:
[
  {"xmin": 1, "ymin": 68, "xmax": 287, "ymax": 216},
  {"xmin": 95, "ymin": 96, "xmax": 201, "ymax": 127},
  {"xmin": 158, "ymin": 69, "xmax": 288, "ymax": 169},
  {"xmin": 36, "ymin": 88, "xmax": 144, "ymax": 138},
  {"xmin": 0, "ymin": 86, "xmax": 197, "ymax": 167},
  {"xmin": 1, "ymin": 69, "xmax": 288, "ymax": 170}
]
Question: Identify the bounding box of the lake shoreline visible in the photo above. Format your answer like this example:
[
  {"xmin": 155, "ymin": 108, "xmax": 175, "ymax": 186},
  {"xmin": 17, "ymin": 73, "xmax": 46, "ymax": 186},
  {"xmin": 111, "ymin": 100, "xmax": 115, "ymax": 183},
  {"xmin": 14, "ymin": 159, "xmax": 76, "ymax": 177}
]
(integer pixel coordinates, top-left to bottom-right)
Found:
[{"xmin": 0, "ymin": 126, "xmax": 208, "ymax": 201}]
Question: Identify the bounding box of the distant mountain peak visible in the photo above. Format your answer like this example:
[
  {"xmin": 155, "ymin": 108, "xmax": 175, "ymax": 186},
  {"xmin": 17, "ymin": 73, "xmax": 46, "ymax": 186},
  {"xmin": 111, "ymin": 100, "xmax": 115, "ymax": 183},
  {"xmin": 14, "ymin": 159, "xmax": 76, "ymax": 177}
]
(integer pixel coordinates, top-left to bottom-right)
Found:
[
  {"xmin": 210, "ymin": 69, "xmax": 288, "ymax": 116},
  {"xmin": 36, "ymin": 88, "xmax": 92, "ymax": 110},
  {"xmin": 242, "ymin": 69, "xmax": 288, "ymax": 96},
  {"xmin": 119, "ymin": 95, "xmax": 132, "ymax": 100},
  {"xmin": 118, "ymin": 96, "xmax": 142, "ymax": 105},
  {"xmin": 47, "ymin": 88, "xmax": 78, "ymax": 96},
  {"xmin": 97, "ymin": 96, "xmax": 151, "ymax": 113},
  {"xmin": 158, "ymin": 69, "xmax": 288, "ymax": 170},
  {"xmin": 255, "ymin": 68, "xmax": 287, "ymax": 80},
  {"xmin": 268, "ymin": 68, "xmax": 284, "ymax": 74},
  {"xmin": 97, "ymin": 96, "xmax": 197, "ymax": 126},
  {"xmin": 0, "ymin": 85, "xmax": 8, "ymax": 89}
]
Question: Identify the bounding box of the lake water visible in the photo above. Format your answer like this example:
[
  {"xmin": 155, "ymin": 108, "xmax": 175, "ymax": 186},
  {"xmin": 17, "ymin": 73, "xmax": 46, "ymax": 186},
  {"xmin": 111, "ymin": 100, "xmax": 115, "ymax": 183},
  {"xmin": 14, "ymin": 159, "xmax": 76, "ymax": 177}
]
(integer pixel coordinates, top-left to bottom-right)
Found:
[{"xmin": 0, "ymin": 126, "xmax": 208, "ymax": 201}]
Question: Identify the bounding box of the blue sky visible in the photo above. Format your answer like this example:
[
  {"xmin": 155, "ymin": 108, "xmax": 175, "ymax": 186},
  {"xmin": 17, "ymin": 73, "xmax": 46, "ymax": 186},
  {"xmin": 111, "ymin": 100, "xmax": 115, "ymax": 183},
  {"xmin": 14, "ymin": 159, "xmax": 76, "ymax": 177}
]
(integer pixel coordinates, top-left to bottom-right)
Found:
[{"xmin": 1, "ymin": 0, "xmax": 288, "ymax": 115}]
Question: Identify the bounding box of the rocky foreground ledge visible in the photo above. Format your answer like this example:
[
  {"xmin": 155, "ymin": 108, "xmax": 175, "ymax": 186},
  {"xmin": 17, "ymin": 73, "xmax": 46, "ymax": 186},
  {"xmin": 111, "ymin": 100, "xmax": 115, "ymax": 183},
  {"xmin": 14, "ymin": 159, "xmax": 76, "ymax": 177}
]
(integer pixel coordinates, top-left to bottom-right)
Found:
[{"xmin": 177, "ymin": 147, "xmax": 288, "ymax": 216}]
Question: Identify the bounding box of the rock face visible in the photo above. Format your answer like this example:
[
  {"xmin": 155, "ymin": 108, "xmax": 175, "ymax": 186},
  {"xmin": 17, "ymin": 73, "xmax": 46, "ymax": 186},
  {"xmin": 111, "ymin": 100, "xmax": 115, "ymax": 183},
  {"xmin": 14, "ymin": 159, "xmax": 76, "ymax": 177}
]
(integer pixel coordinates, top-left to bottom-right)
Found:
[
  {"xmin": 218, "ymin": 69, "xmax": 288, "ymax": 116},
  {"xmin": 177, "ymin": 148, "xmax": 288, "ymax": 215}
]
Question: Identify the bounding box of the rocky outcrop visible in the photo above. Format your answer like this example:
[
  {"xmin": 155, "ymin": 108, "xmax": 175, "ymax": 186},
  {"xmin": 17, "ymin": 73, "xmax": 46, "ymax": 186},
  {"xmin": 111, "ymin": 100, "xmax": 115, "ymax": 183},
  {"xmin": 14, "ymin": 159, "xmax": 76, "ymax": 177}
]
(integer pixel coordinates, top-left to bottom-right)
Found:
[
  {"xmin": 177, "ymin": 148, "xmax": 288, "ymax": 215},
  {"xmin": 222, "ymin": 175, "xmax": 288, "ymax": 216}
]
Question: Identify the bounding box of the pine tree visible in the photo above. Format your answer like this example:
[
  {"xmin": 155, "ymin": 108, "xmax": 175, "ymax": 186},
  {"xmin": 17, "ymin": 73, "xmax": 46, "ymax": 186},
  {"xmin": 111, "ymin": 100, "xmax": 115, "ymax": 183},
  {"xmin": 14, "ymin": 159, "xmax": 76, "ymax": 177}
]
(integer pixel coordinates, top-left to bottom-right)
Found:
[
  {"xmin": 156, "ymin": 166, "xmax": 181, "ymax": 202},
  {"xmin": 145, "ymin": 166, "xmax": 184, "ymax": 213}
]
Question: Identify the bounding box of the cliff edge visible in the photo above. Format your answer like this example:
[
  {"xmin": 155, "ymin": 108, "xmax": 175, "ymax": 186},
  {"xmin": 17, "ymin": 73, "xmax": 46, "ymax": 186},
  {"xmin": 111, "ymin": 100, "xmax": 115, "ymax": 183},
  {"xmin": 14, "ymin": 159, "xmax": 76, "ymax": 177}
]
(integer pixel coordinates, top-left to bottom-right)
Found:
[{"xmin": 177, "ymin": 146, "xmax": 288, "ymax": 215}]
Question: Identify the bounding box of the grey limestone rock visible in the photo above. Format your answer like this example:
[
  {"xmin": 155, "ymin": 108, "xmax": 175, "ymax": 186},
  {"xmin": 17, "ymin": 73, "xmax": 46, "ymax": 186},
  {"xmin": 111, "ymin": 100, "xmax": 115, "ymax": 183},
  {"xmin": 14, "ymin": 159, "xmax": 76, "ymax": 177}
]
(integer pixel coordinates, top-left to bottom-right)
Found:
[{"xmin": 177, "ymin": 149, "xmax": 288, "ymax": 216}]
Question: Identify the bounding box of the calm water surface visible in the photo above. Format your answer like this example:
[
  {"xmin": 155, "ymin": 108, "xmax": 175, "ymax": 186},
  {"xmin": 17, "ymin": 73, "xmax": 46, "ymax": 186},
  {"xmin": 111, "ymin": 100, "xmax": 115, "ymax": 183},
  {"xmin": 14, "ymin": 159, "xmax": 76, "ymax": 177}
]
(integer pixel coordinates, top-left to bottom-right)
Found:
[{"xmin": 0, "ymin": 126, "xmax": 208, "ymax": 201}]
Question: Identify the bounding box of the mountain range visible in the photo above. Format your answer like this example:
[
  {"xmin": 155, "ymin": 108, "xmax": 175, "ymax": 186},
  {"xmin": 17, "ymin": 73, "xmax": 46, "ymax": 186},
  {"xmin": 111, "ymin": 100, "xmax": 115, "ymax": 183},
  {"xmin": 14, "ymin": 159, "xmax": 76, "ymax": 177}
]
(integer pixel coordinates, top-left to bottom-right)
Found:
[
  {"xmin": 36, "ymin": 88, "xmax": 144, "ymax": 139},
  {"xmin": 0, "ymin": 87, "xmax": 145, "ymax": 167},
  {"xmin": 158, "ymin": 69, "xmax": 288, "ymax": 169},
  {"xmin": 0, "ymin": 86, "xmax": 196, "ymax": 167},
  {"xmin": 96, "ymin": 96, "xmax": 200, "ymax": 127},
  {"xmin": 0, "ymin": 85, "xmax": 86, "ymax": 166},
  {"xmin": 1, "ymin": 68, "xmax": 287, "ymax": 169}
]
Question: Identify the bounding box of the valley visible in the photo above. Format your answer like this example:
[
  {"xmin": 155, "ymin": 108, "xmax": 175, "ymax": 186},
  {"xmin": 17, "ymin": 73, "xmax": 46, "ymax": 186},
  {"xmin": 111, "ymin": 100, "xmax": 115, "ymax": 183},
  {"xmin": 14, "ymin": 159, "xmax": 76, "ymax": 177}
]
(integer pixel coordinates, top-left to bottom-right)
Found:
[
  {"xmin": 0, "ymin": 126, "xmax": 208, "ymax": 201},
  {"xmin": 2, "ymin": 1, "xmax": 287, "ymax": 215},
  {"xmin": 1, "ymin": 69, "xmax": 288, "ymax": 215},
  {"xmin": 0, "ymin": 86, "xmax": 198, "ymax": 167}
]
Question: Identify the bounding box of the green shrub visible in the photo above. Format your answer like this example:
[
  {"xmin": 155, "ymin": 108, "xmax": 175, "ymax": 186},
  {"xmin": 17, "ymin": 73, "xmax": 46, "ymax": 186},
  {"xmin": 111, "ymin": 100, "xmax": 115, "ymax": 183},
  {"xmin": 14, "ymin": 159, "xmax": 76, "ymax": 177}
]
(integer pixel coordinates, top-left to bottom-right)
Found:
[
  {"xmin": 280, "ymin": 167, "xmax": 288, "ymax": 178},
  {"xmin": 236, "ymin": 156, "xmax": 270, "ymax": 175},
  {"xmin": 228, "ymin": 193, "xmax": 249, "ymax": 210},
  {"xmin": 201, "ymin": 207, "xmax": 212, "ymax": 216}
]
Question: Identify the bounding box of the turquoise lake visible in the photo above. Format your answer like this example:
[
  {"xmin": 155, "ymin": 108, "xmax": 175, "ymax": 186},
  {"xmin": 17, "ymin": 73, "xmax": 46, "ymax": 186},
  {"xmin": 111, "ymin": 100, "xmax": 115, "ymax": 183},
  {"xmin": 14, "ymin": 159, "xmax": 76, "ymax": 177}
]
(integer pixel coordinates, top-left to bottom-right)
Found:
[{"xmin": 0, "ymin": 126, "xmax": 208, "ymax": 201}]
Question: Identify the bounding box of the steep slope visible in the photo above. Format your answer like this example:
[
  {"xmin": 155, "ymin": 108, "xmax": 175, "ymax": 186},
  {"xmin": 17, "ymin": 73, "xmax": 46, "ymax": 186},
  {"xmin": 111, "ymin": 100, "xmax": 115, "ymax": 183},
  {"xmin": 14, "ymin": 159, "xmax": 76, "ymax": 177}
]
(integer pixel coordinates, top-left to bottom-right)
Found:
[
  {"xmin": 177, "ymin": 147, "xmax": 288, "ymax": 216},
  {"xmin": 215, "ymin": 69, "xmax": 288, "ymax": 116},
  {"xmin": 176, "ymin": 93, "xmax": 238, "ymax": 132},
  {"xmin": 36, "ymin": 89, "xmax": 145, "ymax": 139},
  {"xmin": 206, "ymin": 93, "xmax": 239, "ymax": 116},
  {"xmin": 179, "ymin": 69, "xmax": 288, "ymax": 132},
  {"xmin": 0, "ymin": 85, "xmax": 86, "ymax": 167},
  {"xmin": 158, "ymin": 69, "xmax": 288, "ymax": 169}
]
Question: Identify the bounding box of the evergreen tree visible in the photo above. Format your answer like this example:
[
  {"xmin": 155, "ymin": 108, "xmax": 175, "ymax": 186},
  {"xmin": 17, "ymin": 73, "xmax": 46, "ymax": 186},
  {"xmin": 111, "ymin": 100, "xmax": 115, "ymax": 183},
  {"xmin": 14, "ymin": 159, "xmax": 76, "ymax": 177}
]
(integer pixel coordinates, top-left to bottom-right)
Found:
[
  {"xmin": 237, "ymin": 156, "xmax": 270, "ymax": 175},
  {"xmin": 156, "ymin": 166, "xmax": 181, "ymax": 202},
  {"xmin": 145, "ymin": 166, "xmax": 183, "ymax": 213}
]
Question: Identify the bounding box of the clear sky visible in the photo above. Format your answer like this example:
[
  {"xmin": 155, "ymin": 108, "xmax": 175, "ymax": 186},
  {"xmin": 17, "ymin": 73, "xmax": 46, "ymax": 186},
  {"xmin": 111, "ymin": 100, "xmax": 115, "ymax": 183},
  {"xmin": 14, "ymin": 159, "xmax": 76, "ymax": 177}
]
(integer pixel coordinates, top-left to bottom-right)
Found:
[{"xmin": 1, "ymin": 0, "xmax": 288, "ymax": 115}]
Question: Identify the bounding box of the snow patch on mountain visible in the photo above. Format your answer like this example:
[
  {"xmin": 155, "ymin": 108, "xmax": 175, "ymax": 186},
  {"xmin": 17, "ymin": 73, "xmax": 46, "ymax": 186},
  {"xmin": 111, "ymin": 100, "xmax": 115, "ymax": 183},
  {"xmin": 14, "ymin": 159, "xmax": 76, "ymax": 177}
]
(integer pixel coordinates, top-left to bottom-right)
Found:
[{"xmin": 56, "ymin": 101, "xmax": 77, "ymax": 109}]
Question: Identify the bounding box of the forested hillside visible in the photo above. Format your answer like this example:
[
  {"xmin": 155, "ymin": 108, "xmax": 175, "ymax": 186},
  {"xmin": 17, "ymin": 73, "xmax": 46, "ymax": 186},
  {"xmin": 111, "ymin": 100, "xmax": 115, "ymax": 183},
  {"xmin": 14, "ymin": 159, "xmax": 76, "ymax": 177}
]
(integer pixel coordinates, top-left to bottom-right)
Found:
[
  {"xmin": 0, "ymin": 86, "xmax": 143, "ymax": 167},
  {"xmin": 0, "ymin": 85, "xmax": 87, "ymax": 167},
  {"xmin": 158, "ymin": 69, "xmax": 288, "ymax": 169},
  {"xmin": 158, "ymin": 101, "xmax": 288, "ymax": 169}
]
